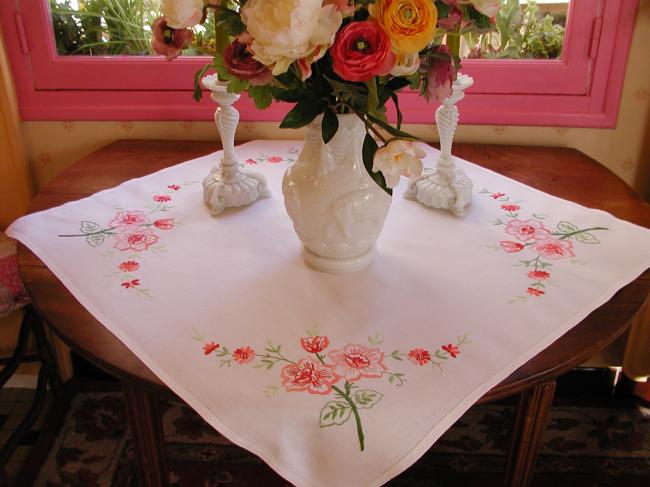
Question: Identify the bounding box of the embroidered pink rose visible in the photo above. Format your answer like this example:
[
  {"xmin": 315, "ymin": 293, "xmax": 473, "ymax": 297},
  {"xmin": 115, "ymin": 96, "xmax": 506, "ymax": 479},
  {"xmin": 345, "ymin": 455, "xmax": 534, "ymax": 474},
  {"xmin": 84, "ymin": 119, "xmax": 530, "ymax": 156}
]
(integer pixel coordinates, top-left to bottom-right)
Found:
[
  {"xmin": 500, "ymin": 241, "xmax": 524, "ymax": 253},
  {"xmin": 534, "ymin": 239, "xmax": 575, "ymax": 260},
  {"xmin": 114, "ymin": 230, "xmax": 159, "ymax": 252},
  {"xmin": 527, "ymin": 270, "xmax": 550, "ymax": 280},
  {"xmin": 154, "ymin": 218, "xmax": 175, "ymax": 230},
  {"xmin": 280, "ymin": 358, "xmax": 341, "ymax": 395},
  {"xmin": 153, "ymin": 195, "xmax": 172, "ymax": 203},
  {"xmin": 267, "ymin": 156, "xmax": 283, "ymax": 163},
  {"xmin": 505, "ymin": 219, "xmax": 551, "ymax": 242},
  {"xmin": 118, "ymin": 260, "xmax": 140, "ymax": 272},
  {"xmin": 109, "ymin": 211, "xmax": 148, "ymax": 229},
  {"xmin": 168, "ymin": 184, "xmax": 181, "ymax": 191},
  {"xmin": 501, "ymin": 204, "xmax": 520, "ymax": 212},
  {"xmin": 408, "ymin": 348, "xmax": 431, "ymax": 366},
  {"xmin": 442, "ymin": 344, "xmax": 460, "ymax": 358},
  {"xmin": 203, "ymin": 342, "xmax": 220, "ymax": 355},
  {"xmin": 491, "ymin": 192, "xmax": 505, "ymax": 199},
  {"xmin": 121, "ymin": 279, "xmax": 140, "ymax": 289},
  {"xmin": 233, "ymin": 346, "xmax": 255, "ymax": 364},
  {"xmin": 300, "ymin": 336, "xmax": 330, "ymax": 354},
  {"xmin": 526, "ymin": 287, "xmax": 545, "ymax": 296},
  {"xmin": 327, "ymin": 344, "xmax": 387, "ymax": 382}
]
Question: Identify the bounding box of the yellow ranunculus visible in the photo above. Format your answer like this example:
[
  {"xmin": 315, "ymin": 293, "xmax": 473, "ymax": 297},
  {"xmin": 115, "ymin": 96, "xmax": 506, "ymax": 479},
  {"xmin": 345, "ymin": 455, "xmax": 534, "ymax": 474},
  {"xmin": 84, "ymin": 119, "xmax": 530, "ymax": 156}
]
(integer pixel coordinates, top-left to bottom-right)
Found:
[{"xmin": 369, "ymin": 0, "xmax": 437, "ymax": 54}]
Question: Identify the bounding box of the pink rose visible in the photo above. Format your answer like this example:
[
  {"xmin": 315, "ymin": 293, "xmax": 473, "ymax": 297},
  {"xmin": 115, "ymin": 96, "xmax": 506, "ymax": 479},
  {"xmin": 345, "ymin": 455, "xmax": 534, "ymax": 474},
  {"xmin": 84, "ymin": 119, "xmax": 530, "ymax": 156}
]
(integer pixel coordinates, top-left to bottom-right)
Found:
[
  {"xmin": 501, "ymin": 204, "xmax": 521, "ymax": 212},
  {"xmin": 153, "ymin": 195, "xmax": 172, "ymax": 203},
  {"xmin": 233, "ymin": 346, "xmax": 255, "ymax": 364},
  {"xmin": 281, "ymin": 358, "xmax": 341, "ymax": 395},
  {"xmin": 151, "ymin": 17, "xmax": 193, "ymax": 61},
  {"xmin": 505, "ymin": 219, "xmax": 551, "ymax": 242},
  {"xmin": 267, "ymin": 156, "xmax": 283, "ymax": 163},
  {"xmin": 114, "ymin": 230, "xmax": 159, "ymax": 252},
  {"xmin": 423, "ymin": 45, "xmax": 455, "ymax": 103},
  {"xmin": 437, "ymin": 8, "xmax": 462, "ymax": 31},
  {"xmin": 154, "ymin": 218, "xmax": 174, "ymax": 230},
  {"xmin": 223, "ymin": 39, "xmax": 273, "ymax": 86},
  {"xmin": 327, "ymin": 344, "xmax": 387, "ymax": 382},
  {"xmin": 109, "ymin": 211, "xmax": 148, "ymax": 229},
  {"xmin": 534, "ymin": 239, "xmax": 575, "ymax": 260},
  {"xmin": 408, "ymin": 348, "xmax": 431, "ymax": 366},
  {"xmin": 331, "ymin": 21, "xmax": 395, "ymax": 82},
  {"xmin": 118, "ymin": 261, "xmax": 140, "ymax": 272},
  {"xmin": 500, "ymin": 241, "xmax": 524, "ymax": 253},
  {"xmin": 300, "ymin": 336, "xmax": 330, "ymax": 354}
]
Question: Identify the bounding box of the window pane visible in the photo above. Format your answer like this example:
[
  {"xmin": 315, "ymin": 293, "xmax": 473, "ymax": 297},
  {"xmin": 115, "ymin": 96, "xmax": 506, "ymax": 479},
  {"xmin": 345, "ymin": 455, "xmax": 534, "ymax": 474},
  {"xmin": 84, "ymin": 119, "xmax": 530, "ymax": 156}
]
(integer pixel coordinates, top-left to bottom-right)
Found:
[
  {"xmin": 462, "ymin": 0, "xmax": 568, "ymax": 60},
  {"xmin": 50, "ymin": 0, "xmax": 213, "ymax": 56}
]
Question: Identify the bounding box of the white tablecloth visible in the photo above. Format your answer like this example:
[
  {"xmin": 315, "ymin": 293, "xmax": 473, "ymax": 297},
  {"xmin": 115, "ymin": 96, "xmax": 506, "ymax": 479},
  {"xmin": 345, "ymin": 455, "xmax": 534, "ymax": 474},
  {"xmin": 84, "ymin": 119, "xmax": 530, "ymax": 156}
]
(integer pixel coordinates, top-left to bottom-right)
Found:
[{"xmin": 8, "ymin": 141, "xmax": 650, "ymax": 486}]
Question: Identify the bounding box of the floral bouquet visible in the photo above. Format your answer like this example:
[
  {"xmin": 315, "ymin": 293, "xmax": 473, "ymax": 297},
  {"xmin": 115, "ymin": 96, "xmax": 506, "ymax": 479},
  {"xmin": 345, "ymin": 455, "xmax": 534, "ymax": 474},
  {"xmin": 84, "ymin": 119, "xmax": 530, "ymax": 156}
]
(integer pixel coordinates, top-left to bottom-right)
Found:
[{"xmin": 152, "ymin": 0, "xmax": 500, "ymax": 195}]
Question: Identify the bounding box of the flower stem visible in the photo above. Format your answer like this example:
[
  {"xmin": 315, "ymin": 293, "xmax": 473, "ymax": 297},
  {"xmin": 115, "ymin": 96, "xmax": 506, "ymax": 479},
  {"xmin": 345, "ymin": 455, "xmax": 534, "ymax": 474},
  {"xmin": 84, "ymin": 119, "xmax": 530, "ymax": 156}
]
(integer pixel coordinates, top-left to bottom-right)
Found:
[
  {"xmin": 332, "ymin": 383, "xmax": 365, "ymax": 451},
  {"xmin": 555, "ymin": 227, "xmax": 608, "ymax": 239},
  {"xmin": 58, "ymin": 228, "xmax": 115, "ymax": 237}
]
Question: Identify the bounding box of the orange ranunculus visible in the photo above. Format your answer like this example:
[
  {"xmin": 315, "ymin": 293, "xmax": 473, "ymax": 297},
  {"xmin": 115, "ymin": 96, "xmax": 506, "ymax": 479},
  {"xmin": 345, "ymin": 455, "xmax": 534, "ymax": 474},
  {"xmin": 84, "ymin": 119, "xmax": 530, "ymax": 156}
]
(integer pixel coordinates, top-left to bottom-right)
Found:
[{"xmin": 369, "ymin": 0, "xmax": 437, "ymax": 54}]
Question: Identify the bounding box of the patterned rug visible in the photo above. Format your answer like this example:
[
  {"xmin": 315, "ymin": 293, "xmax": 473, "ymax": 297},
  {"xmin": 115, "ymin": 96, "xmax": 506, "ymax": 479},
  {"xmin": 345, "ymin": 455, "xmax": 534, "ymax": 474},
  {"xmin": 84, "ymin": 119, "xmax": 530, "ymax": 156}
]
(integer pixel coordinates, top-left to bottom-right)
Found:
[{"xmin": 21, "ymin": 389, "xmax": 650, "ymax": 487}]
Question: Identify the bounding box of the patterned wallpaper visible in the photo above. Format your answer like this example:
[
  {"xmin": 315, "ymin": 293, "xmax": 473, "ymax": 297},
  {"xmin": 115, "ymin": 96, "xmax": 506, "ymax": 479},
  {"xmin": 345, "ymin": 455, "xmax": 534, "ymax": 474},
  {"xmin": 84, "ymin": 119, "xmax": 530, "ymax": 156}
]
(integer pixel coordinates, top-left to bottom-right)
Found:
[{"xmin": 20, "ymin": 2, "xmax": 650, "ymax": 200}]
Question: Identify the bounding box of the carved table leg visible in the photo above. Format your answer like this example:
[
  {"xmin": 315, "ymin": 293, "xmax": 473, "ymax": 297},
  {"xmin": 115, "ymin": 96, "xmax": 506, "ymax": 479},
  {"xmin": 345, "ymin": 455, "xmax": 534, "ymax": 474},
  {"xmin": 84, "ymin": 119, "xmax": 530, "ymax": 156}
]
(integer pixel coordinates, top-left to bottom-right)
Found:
[
  {"xmin": 504, "ymin": 381, "xmax": 556, "ymax": 487},
  {"xmin": 122, "ymin": 381, "xmax": 168, "ymax": 487}
]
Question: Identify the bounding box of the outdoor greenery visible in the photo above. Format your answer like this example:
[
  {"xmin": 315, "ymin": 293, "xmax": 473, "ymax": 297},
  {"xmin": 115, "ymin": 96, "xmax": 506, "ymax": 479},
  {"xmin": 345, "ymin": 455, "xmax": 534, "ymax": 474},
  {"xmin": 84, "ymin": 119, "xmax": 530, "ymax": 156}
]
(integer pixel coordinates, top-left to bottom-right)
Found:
[{"xmin": 50, "ymin": 0, "xmax": 565, "ymax": 59}]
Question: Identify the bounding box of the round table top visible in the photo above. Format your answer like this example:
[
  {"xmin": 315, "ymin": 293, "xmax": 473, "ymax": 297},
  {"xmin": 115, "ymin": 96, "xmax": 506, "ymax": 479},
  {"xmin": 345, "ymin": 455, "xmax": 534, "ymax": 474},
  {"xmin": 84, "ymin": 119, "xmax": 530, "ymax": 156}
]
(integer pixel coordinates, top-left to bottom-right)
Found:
[{"xmin": 18, "ymin": 140, "xmax": 650, "ymax": 402}]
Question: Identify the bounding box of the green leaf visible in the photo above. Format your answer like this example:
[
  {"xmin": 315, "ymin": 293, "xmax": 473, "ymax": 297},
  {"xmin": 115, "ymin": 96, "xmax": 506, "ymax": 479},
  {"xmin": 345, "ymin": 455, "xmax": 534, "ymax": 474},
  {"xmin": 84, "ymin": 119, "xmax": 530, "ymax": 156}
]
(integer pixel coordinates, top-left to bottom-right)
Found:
[
  {"xmin": 192, "ymin": 63, "xmax": 212, "ymax": 102},
  {"xmin": 214, "ymin": 5, "xmax": 246, "ymax": 37},
  {"xmin": 575, "ymin": 232, "xmax": 601, "ymax": 244},
  {"xmin": 557, "ymin": 221, "xmax": 579, "ymax": 233},
  {"xmin": 319, "ymin": 401, "xmax": 351, "ymax": 427},
  {"xmin": 352, "ymin": 390, "xmax": 383, "ymax": 409},
  {"xmin": 366, "ymin": 78, "xmax": 379, "ymax": 116},
  {"xmin": 279, "ymin": 99, "xmax": 325, "ymax": 129},
  {"xmin": 321, "ymin": 108, "xmax": 339, "ymax": 144},
  {"xmin": 227, "ymin": 78, "xmax": 248, "ymax": 94},
  {"xmin": 390, "ymin": 93, "xmax": 403, "ymax": 130},
  {"xmin": 365, "ymin": 112, "xmax": 416, "ymax": 140},
  {"xmin": 248, "ymin": 85, "xmax": 273, "ymax": 110},
  {"xmin": 80, "ymin": 221, "xmax": 100, "ymax": 233},
  {"xmin": 362, "ymin": 134, "xmax": 391, "ymax": 196},
  {"xmin": 271, "ymin": 87, "xmax": 306, "ymax": 103},
  {"xmin": 85, "ymin": 233, "xmax": 105, "ymax": 247}
]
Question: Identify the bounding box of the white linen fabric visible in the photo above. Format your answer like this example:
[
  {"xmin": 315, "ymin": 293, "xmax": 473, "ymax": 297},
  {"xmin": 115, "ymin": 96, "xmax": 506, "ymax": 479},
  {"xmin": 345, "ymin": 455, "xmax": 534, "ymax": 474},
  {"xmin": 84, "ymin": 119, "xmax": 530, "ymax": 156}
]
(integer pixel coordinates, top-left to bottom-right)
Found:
[{"xmin": 8, "ymin": 141, "xmax": 650, "ymax": 487}]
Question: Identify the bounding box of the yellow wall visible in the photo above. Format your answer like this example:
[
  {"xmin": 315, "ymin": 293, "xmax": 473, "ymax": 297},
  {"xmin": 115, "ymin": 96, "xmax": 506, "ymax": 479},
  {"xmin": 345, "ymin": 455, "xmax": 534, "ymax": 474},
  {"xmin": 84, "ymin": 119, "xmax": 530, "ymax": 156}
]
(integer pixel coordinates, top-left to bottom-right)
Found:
[{"xmin": 17, "ymin": 0, "xmax": 650, "ymax": 201}]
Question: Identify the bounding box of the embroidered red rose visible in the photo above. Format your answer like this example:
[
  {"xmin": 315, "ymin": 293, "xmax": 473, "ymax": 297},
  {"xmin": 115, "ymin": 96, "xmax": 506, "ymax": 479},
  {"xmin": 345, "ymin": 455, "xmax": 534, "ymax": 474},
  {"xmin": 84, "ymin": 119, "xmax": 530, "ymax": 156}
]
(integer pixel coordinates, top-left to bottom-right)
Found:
[
  {"xmin": 154, "ymin": 218, "xmax": 175, "ymax": 230},
  {"xmin": 118, "ymin": 261, "xmax": 140, "ymax": 272},
  {"xmin": 505, "ymin": 219, "xmax": 551, "ymax": 242},
  {"xmin": 245, "ymin": 159, "xmax": 257, "ymax": 165},
  {"xmin": 233, "ymin": 346, "xmax": 255, "ymax": 364},
  {"xmin": 267, "ymin": 156, "xmax": 283, "ymax": 163},
  {"xmin": 534, "ymin": 239, "xmax": 575, "ymax": 260},
  {"xmin": 408, "ymin": 348, "xmax": 431, "ymax": 366},
  {"xmin": 500, "ymin": 241, "xmax": 524, "ymax": 253},
  {"xmin": 203, "ymin": 342, "xmax": 220, "ymax": 355},
  {"xmin": 168, "ymin": 184, "xmax": 181, "ymax": 191},
  {"xmin": 114, "ymin": 230, "xmax": 159, "ymax": 252},
  {"xmin": 109, "ymin": 211, "xmax": 148, "ymax": 229},
  {"xmin": 526, "ymin": 287, "xmax": 545, "ymax": 296},
  {"xmin": 327, "ymin": 344, "xmax": 387, "ymax": 382},
  {"xmin": 121, "ymin": 279, "xmax": 140, "ymax": 289},
  {"xmin": 501, "ymin": 204, "xmax": 520, "ymax": 212},
  {"xmin": 280, "ymin": 358, "xmax": 341, "ymax": 395},
  {"xmin": 527, "ymin": 270, "xmax": 550, "ymax": 280},
  {"xmin": 491, "ymin": 192, "xmax": 505, "ymax": 199},
  {"xmin": 153, "ymin": 195, "xmax": 172, "ymax": 203},
  {"xmin": 442, "ymin": 344, "xmax": 460, "ymax": 358},
  {"xmin": 300, "ymin": 336, "xmax": 330, "ymax": 354},
  {"xmin": 331, "ymin": 21, "xmax": 396, "ymax": 82}
]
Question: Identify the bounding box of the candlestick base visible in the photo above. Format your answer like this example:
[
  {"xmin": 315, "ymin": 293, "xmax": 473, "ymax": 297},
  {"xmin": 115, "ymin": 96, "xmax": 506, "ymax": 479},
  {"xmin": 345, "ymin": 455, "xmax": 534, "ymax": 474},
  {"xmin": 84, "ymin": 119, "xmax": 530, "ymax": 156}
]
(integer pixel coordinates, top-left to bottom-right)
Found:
[{"xmin": 404, "ymin": 163, "xmax": 472, "ymax": 217}]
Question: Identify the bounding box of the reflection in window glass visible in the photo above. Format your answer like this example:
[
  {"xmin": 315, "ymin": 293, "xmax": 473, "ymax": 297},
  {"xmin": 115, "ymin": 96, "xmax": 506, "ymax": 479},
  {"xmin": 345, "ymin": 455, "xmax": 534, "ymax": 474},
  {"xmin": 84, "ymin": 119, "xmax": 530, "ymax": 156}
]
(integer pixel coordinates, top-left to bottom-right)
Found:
[{"xmin": 50, "ymin": 0, "xmax": 568, "ymax": 59}]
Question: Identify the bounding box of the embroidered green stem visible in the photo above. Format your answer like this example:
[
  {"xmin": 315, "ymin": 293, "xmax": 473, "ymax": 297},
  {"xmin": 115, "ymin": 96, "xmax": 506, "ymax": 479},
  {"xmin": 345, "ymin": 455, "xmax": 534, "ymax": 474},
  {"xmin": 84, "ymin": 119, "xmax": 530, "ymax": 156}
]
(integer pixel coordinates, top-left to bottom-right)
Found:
[
  {"xmin": 58, "ymin": 227, "xmax": 116, "ymax": 237},
  {"xmin": 332, "ymin": 382, "xmax": 365, "ymax": 452},
  {"xmin": 554, "ymin": 227, "xmax": 609, "ymax": 239}
]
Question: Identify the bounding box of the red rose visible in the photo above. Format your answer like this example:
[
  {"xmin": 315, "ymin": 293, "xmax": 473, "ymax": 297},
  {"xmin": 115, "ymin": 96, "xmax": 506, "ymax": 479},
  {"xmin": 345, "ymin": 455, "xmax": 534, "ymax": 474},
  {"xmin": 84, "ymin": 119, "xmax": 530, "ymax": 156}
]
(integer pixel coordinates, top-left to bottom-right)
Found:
[
  {"xmin": 526, "ymin": 287, "xmax": 545, "ymax": 297},
  {"xmin": 300, "ymin": 336, "xmax": 330, "ymax": 354},
  {"xmin": 527, "ymin": 270, "xmax": 550, "ymax": 280},
  {"xmin": 331, "ymin": 21, "xmax": 396, "ymax": 82},
  {"xmin": 441, "ymin": 343, "xmax": 460, "ymax": 358},
  {"xmin": 223, "ymin": 39, "xmax": 273, "ymax": 86},
  {"xmin": 153, "ymin": 195, "xmax": 171, "ymax": 203},
  {"xmin": 151, "ymin": 17, "xmax": 193, "ymax": 61},
  {"xmin": 500, "ymin": 241, "xmax": 525, "ymax": 253},
  {"xmin": 203, "ymin": 342, "xmax": 220, "ymax": 355},
  {"xmin": 154, "ymin": 218, "xmax": 174, "ymax": 230},
  {"xmin": 118, "ymin": 260, "xmax": 140, "ymax": 272},
  {"xmin": 423, "ymin": 45, "xmax": 455, "ymax": 102}
]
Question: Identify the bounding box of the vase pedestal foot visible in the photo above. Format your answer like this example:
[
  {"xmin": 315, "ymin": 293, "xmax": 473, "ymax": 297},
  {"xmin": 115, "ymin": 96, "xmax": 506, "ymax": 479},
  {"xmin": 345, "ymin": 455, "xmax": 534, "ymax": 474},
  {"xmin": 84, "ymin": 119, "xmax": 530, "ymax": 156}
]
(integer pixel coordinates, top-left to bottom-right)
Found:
[
  {"xmin": 203, "ymin": 167, "xmax": 270, "ymax": 216},
  {"xmin": 301, "ymin": 245, "xmax": 375, "ymax": 274}
]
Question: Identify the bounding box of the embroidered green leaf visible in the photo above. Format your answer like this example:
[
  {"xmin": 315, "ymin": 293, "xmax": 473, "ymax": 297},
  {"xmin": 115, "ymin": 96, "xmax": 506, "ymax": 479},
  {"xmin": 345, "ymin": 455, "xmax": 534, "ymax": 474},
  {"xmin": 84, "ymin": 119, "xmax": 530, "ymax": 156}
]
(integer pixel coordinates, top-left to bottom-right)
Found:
[
  {"xmin": 389, "ymin": 350, "xmax": 403, "ymax": 360},
  {"xmin": 85, "ymin": 233, "xmax": 105, "ymax": 247},
  {"xmin": 263, "ymin": 385, "xmax": 279, "ymax": 398},
  {"xmin": 80, "ymin": 221, "xmax": 100, "ymax": 233},
  {"xmin": 492, "ymin": 219, "xmax": 504, "ymax": 225},
  {"xmin": 575, "ymin": 232, "xmax": 601, "ymax": 244},
  {"xmin": 557, "ymin": 221, "xmax": 579, "ymax": 233},
  {"xmin": 368, "ymin": 332, "xmax": 384, "ymax": 345},
  {"xmin": 319, "ymin": 401, "xmax": 352, "ymax": 427},
  {"xmin": 352, "ymin": 390, "xmax": 383, "ymax": 409},
  {"xmin": 533, "ymin": 213, "xmax": 548, "ymax": 220},
  {"xmin": 387, "ymin": 372, "xmax": 406, "ymax": 386}
]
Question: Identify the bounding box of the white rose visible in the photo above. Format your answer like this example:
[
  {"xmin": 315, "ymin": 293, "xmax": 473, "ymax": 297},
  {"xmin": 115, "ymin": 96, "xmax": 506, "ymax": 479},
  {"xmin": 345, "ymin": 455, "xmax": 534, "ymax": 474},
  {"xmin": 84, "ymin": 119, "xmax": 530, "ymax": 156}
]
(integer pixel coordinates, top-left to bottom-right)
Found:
[
  {"xmin": 372, "ymin": 139, "xmax": 426, "ymax": 189},
  {"xmin": 241, "ymin": 0, "xmax": 342, "ymax": 76},
  {"xmin": 161, "ymin": 0, "xmax": 204, "ymax": 29}
]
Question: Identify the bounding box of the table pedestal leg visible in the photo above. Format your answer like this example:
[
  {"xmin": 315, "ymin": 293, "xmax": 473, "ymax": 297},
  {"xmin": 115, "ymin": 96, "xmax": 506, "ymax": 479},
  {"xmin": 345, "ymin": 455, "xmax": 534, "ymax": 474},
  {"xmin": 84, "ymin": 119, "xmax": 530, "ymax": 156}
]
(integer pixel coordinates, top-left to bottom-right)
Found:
[
  {"xmin": 504, "ymin": 380, "xmax": 556, "ymax": 487},
  {"xmin": 122, "ymin": 381, "xmax": 168, "ymax": 487}
]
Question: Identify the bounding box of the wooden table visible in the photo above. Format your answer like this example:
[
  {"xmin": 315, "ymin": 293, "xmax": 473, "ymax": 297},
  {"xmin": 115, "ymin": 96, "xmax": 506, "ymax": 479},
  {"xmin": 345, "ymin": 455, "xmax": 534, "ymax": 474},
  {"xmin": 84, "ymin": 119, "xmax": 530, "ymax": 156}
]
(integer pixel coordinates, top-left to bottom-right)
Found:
[{"xmin": 18, "ymin": 140, "xmax": 650, "ymax": 487}]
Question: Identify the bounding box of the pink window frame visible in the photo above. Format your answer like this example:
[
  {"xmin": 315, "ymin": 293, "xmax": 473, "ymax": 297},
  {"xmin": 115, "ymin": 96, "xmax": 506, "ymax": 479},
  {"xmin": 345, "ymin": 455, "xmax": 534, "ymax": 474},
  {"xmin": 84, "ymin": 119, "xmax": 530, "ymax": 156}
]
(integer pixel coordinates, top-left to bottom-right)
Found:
[{"xmin": 0, "ymin": 0, "xmax": 639, "ymax": 127}]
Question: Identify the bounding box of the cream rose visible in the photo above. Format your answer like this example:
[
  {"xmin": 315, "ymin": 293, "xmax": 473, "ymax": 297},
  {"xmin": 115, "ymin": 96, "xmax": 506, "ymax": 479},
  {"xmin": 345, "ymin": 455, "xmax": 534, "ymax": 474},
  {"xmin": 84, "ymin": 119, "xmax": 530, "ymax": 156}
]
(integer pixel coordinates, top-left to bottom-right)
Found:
[
  {"xmin": 160, "ymin": 0, "xmax": 204, "ymax": 29},
  {"xmin": 241, "ymin": 0, "xmax": 342, "ymax": 76},
  {"xmin": 373, "ymin": 139, "xmax": 425, "ymax": 188}
]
